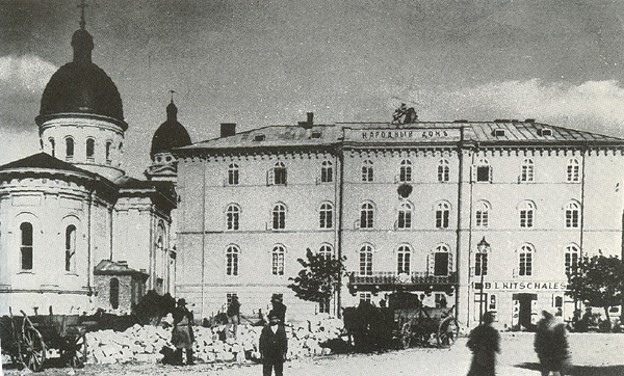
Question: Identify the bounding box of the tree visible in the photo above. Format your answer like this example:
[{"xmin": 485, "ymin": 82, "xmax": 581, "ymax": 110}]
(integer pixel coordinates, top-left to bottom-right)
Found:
[
  {"xmin": 288, "ymin": 248, "xmax": 346, "ymax": 313},
  {"xmin": 566, "ymin": 254, "xmax": 624, "ymax": 324}
]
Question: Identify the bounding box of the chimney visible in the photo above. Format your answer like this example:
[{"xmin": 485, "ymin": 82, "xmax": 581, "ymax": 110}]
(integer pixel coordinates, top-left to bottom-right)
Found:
[
  {"xmin": 306, "ymin": 112, "xmax": 314, "ymax": 129},
  {"xmin": 220, "ymin": 123, "xmax": 236, "ymax": 138}
]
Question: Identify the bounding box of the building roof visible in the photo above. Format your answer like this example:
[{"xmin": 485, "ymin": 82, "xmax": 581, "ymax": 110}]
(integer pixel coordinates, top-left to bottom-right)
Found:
[
  {"xmin": 0, "ymin": 152, "xmax": 98, "ymax": 177},
  {"xmin": 94, "ymin": 259, "xmax": 149, "ymax": 278},
  {"xmin": 175, "ymin": 120, "xmax": 624, "ymax": 153},
  {"xmin": 150, "ymin": 102, "xmax": 192, "ymax": 156}
]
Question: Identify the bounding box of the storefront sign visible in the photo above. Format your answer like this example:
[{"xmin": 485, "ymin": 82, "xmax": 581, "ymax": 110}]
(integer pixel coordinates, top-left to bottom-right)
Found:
[
  {"xmin": 344, "ymin": 128, "xmax": 461, "ymax": 143},
  {"xmin": 473, "ymin": 281, "xmax": 567, "ymax": 291}
]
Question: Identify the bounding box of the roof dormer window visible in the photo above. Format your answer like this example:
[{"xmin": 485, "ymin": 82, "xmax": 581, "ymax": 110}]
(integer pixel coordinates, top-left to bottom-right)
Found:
[
  {"xmin": 538, "ymin": 128, "xmax": 552, "ymax": 137},
  {"xmin": 254, "ymin": 134, "xmax": 266, "ymax": 141},
  {"xmin": 492, "ymin": 129, "xmax": 505, "ymax": 137}
]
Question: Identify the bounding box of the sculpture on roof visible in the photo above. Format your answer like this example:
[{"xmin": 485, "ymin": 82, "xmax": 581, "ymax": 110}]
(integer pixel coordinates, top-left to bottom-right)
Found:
[{"xmin": 392, "ymin": 103, "xmax": 418, "ymax": 125}]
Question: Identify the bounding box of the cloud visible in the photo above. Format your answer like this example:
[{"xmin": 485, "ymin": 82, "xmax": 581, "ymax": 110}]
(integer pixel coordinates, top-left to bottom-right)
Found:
[
  {"xmin": 412, "ymin": 79, "xmax": 624, "ymax": 136},
  {"xmin": 0, "ymin": 55, "xmax": 57, "ymax": 95}
]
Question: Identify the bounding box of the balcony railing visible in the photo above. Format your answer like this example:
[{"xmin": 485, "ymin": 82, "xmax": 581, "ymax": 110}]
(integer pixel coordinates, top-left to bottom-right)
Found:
[{"xmin": 348, "ymin": 271, "xmax": 457, "ymax": 286}]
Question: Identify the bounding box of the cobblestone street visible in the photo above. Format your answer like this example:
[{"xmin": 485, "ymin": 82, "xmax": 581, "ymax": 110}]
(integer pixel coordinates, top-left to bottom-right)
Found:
[{"xmin": 3, "ymin": 333, "xmax": 623, "ymax": 376}]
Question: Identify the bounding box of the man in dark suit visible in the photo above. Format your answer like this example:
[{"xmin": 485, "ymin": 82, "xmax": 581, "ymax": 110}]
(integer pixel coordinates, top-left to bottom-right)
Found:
[
  {"xmin": 270, "ymin": 294, "xmax": 287, "ymax": 323},
  {"xmin": 259, "ymin": 311, "xmax": 288, "ymax": 376}
]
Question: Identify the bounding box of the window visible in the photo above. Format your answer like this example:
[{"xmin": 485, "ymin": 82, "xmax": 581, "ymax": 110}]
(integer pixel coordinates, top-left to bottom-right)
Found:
[
  {"xmin": 105, "ymin": 141, "xmax": 112, "ymax": 164},
  {"xmin": 360, "ymin": 202, "xmax": 374, "ymax": 229},
  {"xmin": 475, "ymin": 159, "xmax": 491, "ymax": 182},
  {"xmin": 435, "ymin": 201, "xmax": 450, "ymax": 228},
  {"xmin": 433, "ymin": 245, "xmax": 450, "ymax": 276},
  {"xmin": 397, "ymin": 202, "xmax": 412, "ymax": 229},
  {"xmin": 565, "ymin": 201, "xmax": 580, "ymax": 228},
  {"xmin": 318, "ymin": 244, "xmax": 333, "ymax": 260},
  {"xmin": 272, "ymin": 245, "xmax": 285, "ymax": 276},
  {"xmin": 226, "ymin": 204, "xmax": 240, "ymax": 230},
  {"xmin": 319, "ymin": 203, "xmax": 334, "ymax": 229},
  {"xmin": 318, "ymin": 298, "xmax": 330, "ymax": 314},
  {"xmin": 520, "ymin": 159, "xmax": 534, "ymax": 182},
  {"xmin": 567, "ymin": 159, "xmax": 579, "ymax": 182},
  {"xmin": 397, "ymin": 245, "xmax": 411, "ymax": 274},
  {"xmin": 475, "ymin": 201, "xmax": 490, "ymax": 228},
  {"xmin": 518, "ymin": 245, "xmax": 534, "ymax": 276},
  {"xmin": 362, "ymin": 160, "xmax": 373, "ymax": 182},
  {"xmin": 65, "ymin": 138, "xmax": 74, "ymax": 160},
  {"xmin": 65, "ymin": 225, "xmax": 76, "ymax": 272},
  {"xmin": 438, "ymin": 159, "xmax": 449, "ymax": 182},
  {"xmin": 271, "ymin": 162, "xmax": 287, "ymax": 185},
  {"xmin": 359, "ymin": 292, "xmax": 372, "ymax": 304},
  {"xmin": 228, "ymin": 164, "xmax": 239, "ymax": 185},
  {"xmin": 49, "ymin": 138, "xmax": 55, "ymax": 158},
  {"xmin": 564, "ymin": 245, "xmax": 580, "ymax": 275},
  {"xmin": 519, "ymin": 201, "xmax": 536, "ymax": 228},
  {"xmin": 110, "ymin": 278, "xmax": 119, "ymax": 309},
  {"xmin": 399, "ymin": 160, "xmax": 412, "ymax": 182},
  {"xmin": 226, "ymin": 245, "xmax": 239, "ymax": 276},
  {"xmin": 86, "ymin": 138, "xmax": 95, "ymax": 161},
  {"xmin": 20, "ymin": 222, "xmax": 33, "ymax": 270},
  {"xmin": 475, "ymin": 253, "xmax": 488, "ymax": 276},
  {"xmin": 359, "ymin": 245, "xmax": 373, "ymax": 276},
  {"xmin": 320, "ymin": 161, "xmax": 333, "ymax": 183},
  {"xmin": 272, "ymin": 203, "xmax": 286, "ymax": 230}
]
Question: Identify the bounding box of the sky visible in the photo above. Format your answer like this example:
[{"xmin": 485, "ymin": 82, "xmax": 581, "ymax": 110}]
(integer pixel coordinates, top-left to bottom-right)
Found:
[{"xmin": 2, "ymin": 0, "xmax": 624, "ymax": 178}]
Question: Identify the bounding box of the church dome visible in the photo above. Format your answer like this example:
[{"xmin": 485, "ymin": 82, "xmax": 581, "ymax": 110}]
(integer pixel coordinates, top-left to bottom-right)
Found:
[
  {"xmin": 150, "ymin": 101, "xmax": 192, "ymax": 157},
  {"xmin": 37, "ymin": 25, "xmax": 125, "ymax": 127}
]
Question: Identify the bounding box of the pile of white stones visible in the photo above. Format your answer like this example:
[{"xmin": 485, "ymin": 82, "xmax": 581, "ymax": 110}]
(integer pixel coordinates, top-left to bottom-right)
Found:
[{"xmin": 85, "ymin": 316, "xmax": 344, "ymax": 365}]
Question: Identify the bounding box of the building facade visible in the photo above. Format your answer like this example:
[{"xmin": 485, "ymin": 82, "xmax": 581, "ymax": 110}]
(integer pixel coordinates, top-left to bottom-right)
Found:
[{"xmin": 175, "ymin": 117, "xmax": 624, "ymax": 328}]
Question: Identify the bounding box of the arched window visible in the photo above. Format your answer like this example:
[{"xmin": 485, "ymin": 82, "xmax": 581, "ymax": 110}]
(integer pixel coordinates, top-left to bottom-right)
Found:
[
  {"xmin": 397, "ymin": 245, "xmax": 411, "ymax": 274},
  {"xmin": 518, "ymin": 244, "xmax": 534, "ymax": 276},
  {"xmin": 65, "ymin": 138, "xmax": 74, "ymax": 160},
  {"xmin": 565, "ymin": 201, "xmax": 580, "ymax": 228},
  {"xmin": 110, "ymin": 278, "xmax": 119, "ymax": 309},
  {"xmin": 49, "ymin": 138, "xmax": 55, "ymax": 158},
  {"xmin": 435, "ymin": 201, "xmax": 450, "ymax": 228},
  {"xmin": 358, "ymin": 245, "xmax": 373, "ymax": 276},
  {"xmin": 226, "ymin": 204, "xmax": 240, "ymax": 230},
  {"xmin": 228, "ymin": 163, "xmax": 239, "ymax": 185},
  {"xmin": 105, "ymin": 141, "xmax": 112, "ymax": 164},
  {"xmin": 272, "ymin": 203, "xmax": 286, "ymax": 230},
  {"xmin": 475, "ymin": 201, "xmax": 491, "ymax": 228},
  {"xmin": 399, "ymin": 160, "xmax": 412, "ymax": 182},
  {"xmin": 20, "ymin": 222, "xmax": 33, "ymax": 270},
  {"xmin": 432, "ymin": 245, "xmax": 451, "ymax": 276},
  {"xmin": 271, "ymin": 161, "xmax": 287, "ymax": 185},
  {"xmin": 362, "ymin": 160, "xmax": 374, "ymax": 182},
  {"xmin": 226, "ymin": 245, "xmax": 240, "ymax": 276},
  {"xmin": 397, "ymin": 202, "xmax": 413, "ymax": 229},
  {"xmin": 564, "ymin": 244, "xmax": 580, "ymax": 275},
  {"xmin": 271, "ymin": 245, "xmax": 285, "ymax": 276},
  {"xmin": 475, "ymin": 246, "xmax": 488, "ymax": 276},
  {"xmin": 360, "ymin": 202, "xmax": 374, "ymax": 229},
  {"xmin": 438, "ymin": 159, "xmax": 449, "ymax": 182},
  {"xmin": 319, "ymin": 203, "xmax": 334, "ymax": 229},
  {"xmin": 318, "ymin": 244, "xmax": 333, "ymax": 260},
  {"xmin": 65, "ymin": 225, "xmax": 77, "ymax": 272},
  {"xmin": 567, "ymin": 158, "xmax": 579, "ymax": 182},
  {"xmin": 320, "ymin": 161, "xmax": 333, "ymax": 183},
  {"xmin": 86, "ymin": 138, "xmax": 95, "ymax": 161},
  {"xmin": 519, "ymin": 201, "xmax": 536, "ymax": 228},
  {"xmin": 520, "ymin": 158, "xmax": 534, "ymax": 182}
]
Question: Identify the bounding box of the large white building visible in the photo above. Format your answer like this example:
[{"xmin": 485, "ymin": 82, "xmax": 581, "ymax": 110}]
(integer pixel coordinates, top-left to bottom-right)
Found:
[
  {"xmin": 0, "ymin": 12, "xmax": 189, "ymax": 315},
  {"xmin": 174, "ymin": 114, "xmax": 624, "ymax": 329}
]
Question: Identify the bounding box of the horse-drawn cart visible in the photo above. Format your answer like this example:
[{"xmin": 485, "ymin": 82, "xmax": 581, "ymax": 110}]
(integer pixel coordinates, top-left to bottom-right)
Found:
[{"xmin": 0, "ymin": 310, "xmax": 95, "ymax": 372}]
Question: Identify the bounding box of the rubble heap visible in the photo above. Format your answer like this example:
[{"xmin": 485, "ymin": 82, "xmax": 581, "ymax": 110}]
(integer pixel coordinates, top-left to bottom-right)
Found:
[{"xmin": 85, "ymin": 316, "xmax": 344, "ymax": 364}]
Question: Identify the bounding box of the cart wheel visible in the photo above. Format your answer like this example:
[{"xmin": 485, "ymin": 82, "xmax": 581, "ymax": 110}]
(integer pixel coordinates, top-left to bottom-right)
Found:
[
  {"xmin": 437, "ymin": 316, "xmax": 459, "ymax": 348},
  {"xmin": 400, "ymin": 322, "xmax": 411, "ymax": 349},
  {"xmin": 18, "ymin": 326, "xmax": 46, "ymax": 372},
  {"xmin": 63, "ymin": 333, "xmax": 87, "ymax": 368}
]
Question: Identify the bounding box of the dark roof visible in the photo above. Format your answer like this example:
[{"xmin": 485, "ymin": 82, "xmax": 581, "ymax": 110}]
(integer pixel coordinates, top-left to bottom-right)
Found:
[
  {"xmin": 0, "ymin": 152, "xmax": 96, "ymax": 176},
  {"xmin": 94, "ymin": 260, "xmax": 148, "ymax": 278},
  {"xmin": 151, "ymin": 102, "xmax": 192, "ymax": 156}
]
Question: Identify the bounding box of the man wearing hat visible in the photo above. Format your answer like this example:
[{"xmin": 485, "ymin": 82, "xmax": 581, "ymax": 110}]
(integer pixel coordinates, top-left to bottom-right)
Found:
[
  {"xmin": 226, "ymin": 295, "xmax": 241, "ymax": 339},
  {"xmin": 270, "ymin": 294, "xmax": 287, "ymax": 323},
  {"xmin": 259, "ymin": 311, "xmax": 288, "ymax": 376},
  {"xmin": 171, "ymin": 298, "xmax": 195, "ymax": 365}
]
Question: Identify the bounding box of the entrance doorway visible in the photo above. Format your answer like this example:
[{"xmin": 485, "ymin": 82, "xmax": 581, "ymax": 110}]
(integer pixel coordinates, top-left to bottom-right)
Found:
[{"xmin": 513, "ymin": 293, "xmax": 537, "ymax": 330}]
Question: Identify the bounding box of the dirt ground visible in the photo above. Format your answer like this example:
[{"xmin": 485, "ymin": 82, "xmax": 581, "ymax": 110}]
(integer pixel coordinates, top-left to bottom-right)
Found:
[{"xmin": 3, "ymin": 333, "xmax": 623, "ymax": 376}]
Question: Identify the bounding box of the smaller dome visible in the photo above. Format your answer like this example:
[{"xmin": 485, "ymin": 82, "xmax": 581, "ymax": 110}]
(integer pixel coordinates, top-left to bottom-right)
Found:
[{"xmin": 151, "ymin": 102, "xmax": 192, "ymax": 157}]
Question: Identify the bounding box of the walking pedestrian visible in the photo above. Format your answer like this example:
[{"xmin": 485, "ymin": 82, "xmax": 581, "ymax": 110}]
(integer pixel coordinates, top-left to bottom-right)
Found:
[
  {"xmin": 535, "ymin": 310, "xmax": 571, "ymax": 376},
  {"xmin": 259, "ymin": 311, "xmax": 288, "ymax": 376},
  {"xmin": 466, "ymin": 311, "xmax": 500, "ymax": 376},
  {"xmin": 227, "ymin": 295, "xmax": 241, "ymax": 339},
  {"xmin": 270, "ymin": 294, "xmax": 287, "ymax": 323},
  {"xmin": 171, "ymin": 298, "xmax": 195, "ymax": 365}
]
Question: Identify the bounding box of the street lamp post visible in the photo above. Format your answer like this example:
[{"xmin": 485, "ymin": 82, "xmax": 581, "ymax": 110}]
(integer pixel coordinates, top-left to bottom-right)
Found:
[{"xmin": 477, "ymin": 236, "xmax": 491, "ymax": 325}]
